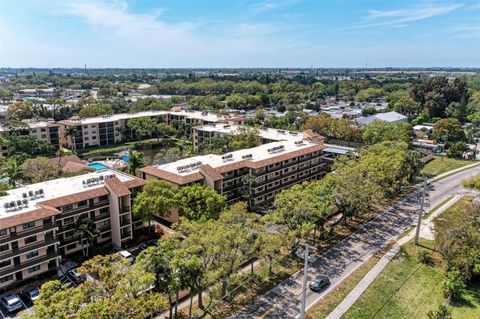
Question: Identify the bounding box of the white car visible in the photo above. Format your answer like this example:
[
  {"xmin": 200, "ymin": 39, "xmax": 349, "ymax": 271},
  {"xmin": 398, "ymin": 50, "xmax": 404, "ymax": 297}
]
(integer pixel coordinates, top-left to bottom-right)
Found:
[
  {"xmin": 0, "ymin": 294, "xmax": 23, "ymax": 313},
  {"xmin": 118, "ymin": 250, "xmax": 134, "ymax": 264}
]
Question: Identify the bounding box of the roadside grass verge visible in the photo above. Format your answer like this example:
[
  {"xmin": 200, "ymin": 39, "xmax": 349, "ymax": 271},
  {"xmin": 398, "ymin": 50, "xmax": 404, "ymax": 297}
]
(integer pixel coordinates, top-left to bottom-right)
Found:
[
  {"xmin": 342, "ymin": 238, "xmax": 480, "ymax": 319},
  {"xmin": 422, "ymin": 195, "xmax": 453, "ymax": 220},
  {"xmin": 421, "ymin": 156, "xmax": 473, "ymax": 177}
]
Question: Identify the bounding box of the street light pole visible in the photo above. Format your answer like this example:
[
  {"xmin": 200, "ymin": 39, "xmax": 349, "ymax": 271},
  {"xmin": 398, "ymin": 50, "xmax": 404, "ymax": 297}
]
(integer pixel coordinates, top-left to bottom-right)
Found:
[
  {"xmin": 300, "ymin": 245, "xmax": 308, "ymax": 319},
  {"xmin": 415, "ymin": 178, "xmax": 428, "ymax": 245}
]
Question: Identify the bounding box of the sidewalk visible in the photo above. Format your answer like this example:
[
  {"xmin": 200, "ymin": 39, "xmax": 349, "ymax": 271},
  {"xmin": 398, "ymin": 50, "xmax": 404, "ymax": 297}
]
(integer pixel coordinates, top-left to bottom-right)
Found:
[{"xmin": 325, "ymin": 195, "xmax": 461, "ymax": 319}]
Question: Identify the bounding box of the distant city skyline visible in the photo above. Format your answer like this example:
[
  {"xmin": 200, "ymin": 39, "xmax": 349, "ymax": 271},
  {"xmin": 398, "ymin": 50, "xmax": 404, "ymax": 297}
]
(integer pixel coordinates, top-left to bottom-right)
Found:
[{"xmin": 1, "ymin": 0, "xmax": 479, "ymax": 68}]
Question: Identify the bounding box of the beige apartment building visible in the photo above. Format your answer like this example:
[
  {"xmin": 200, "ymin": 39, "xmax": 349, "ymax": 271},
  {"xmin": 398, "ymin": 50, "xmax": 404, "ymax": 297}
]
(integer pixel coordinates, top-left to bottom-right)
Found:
[
  {"xmin": 0, "ymin": 120, "xmax": 60, "ymax": 155},
  {"xmin": 0, "ymin": 169, "xmax": 145, "ymax": 291},
  {"xmin": 140, "ymin": 130, "xmax": 328, "ymax": 221},
  {"xmin": 58, "ymin": 109, "xmax": 244, "ymax": 151},
  {"xmin": 192, "ymin": 123, "xmax": 355, "ymax": 163}
]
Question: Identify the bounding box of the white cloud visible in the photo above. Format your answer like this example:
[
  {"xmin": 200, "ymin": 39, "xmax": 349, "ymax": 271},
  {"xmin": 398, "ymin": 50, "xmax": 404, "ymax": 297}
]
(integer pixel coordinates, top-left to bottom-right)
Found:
[
  {"xmin": 252, "ymin": 0, "xmax": 299, "ymax": 14},
  {"xmin": 349, "ymin": 3, "xmax": 463, "ymax": 29}
]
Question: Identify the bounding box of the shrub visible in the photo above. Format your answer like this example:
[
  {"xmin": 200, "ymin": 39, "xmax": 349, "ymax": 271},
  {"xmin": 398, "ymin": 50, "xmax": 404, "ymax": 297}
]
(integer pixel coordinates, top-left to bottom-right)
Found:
[
  {"xmin": 441, "ymin": 268, "xmax": 465, "ymax": 302},
  {"xmin": 417, "ymin": 250, "xmax": 431, "ymax": 265},
  {"xmin": 427, "ymin": 304, "xmax": 452, "ymax": 319}
]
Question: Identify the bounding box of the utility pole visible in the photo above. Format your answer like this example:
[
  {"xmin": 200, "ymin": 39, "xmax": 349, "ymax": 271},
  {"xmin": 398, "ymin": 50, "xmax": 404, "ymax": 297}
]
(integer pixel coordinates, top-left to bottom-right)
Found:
[
  {"xmin": 415, "ymin": 179, "xmax": 428, "ymax": 245},
  {"xmin": 300, "ymin": 245, "xmax": 309, "ymax": 319}
]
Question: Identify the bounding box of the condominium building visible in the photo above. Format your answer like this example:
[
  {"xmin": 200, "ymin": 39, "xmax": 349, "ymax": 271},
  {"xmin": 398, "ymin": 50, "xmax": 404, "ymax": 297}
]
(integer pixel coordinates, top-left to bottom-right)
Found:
[
  {"xmin": 0, "ymin": 169, "xmax": 145, "ymax": 291},
  {"xmin": 140, "ymin": 130, "xmax": 328, "ymax": 222},
  {"xmin": 58, "ymin": 109, "xmax": 244, "ymax": 150},
  {"xmin": 192, "ymin": 123, "xmax": 355, "ymax": 162},
  {"xmin": 16, "ymin": 88, "xmax": 60, "ymax": 99},
  {"xmin": 0, "ymin": 120, "xmax": 60, "ymax": 155}
]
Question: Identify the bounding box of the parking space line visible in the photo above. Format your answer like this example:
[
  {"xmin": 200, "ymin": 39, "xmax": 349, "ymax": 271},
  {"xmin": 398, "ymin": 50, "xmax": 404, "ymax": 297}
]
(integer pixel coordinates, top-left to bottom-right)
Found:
[
  {"xmin": 0, "ymin": 307, "xmax": 5, "ymax": 319},
  {"xmin": 18, "ymin": 297, "xmax": 30, "ymax": 313}
]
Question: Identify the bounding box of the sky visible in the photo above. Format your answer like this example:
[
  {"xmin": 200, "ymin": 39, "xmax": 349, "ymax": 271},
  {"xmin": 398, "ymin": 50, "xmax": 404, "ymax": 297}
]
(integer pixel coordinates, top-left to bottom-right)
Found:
[{"xmin": 0, "ymin": 0, "xmax": 479, "ymax": 68}]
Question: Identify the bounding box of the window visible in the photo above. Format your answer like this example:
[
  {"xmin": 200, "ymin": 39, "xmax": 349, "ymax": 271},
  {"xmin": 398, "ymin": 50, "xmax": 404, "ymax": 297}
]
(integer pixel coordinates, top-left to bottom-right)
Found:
[
  {"xmin": 28, "ymin": 265, "xmax": 41, "ymax": 273},
  {"xmin": 41, "ymin": 128, "xmax": 46, "ymax": 132},
  {"xmin": 99, "ymin": 220, "xmax": 109, "ymax": 227},
  {"xmin": 64, "ymin": 217, "xmax": 74, "ymax": 225},
  {"xmin": 101, "ymin": 232, "xmax": 111, "ymax": 239},
  {"xmin": 66, "ymin": 243, "xmax": 77, "ymax": 250},
  {"xmin": 99, "ymin": 195, "xmax": 108, "ymax": 202},
  {"xmin": 0, "ymin": 243, "xmax": 9, "ymax": 252},
  {"xmin": 26, "ymin": 250, "xmax": 39, "ymax": 259},
  {"xmin": 0, "ymin": 275, "xmax": 13, "ymax": 283},
  {"xmin": 0, "ymin": 260, "xmax": 11, "ymax": 268},
  {"xmin": 0, "ymin": 229, "xmax": 7, "ymax": 236},
  {"xmin": 25, "ymin": 235, "xmax": 37, "ymax": 245},
  {"xmin": 23, "ymin": 221, "xmax": 35, "ymax": 230},
  {"xmin": 65, "ymin": 230, "xmax": 74, "ymax": 238},
  {"xmin": 78, "ymin": 200, "xmax": 88, "ymax": 207},
  {"xmin": 63, "ymin": 204, "xmax": 73, "ymax": 212},
  {"xmin": 92, "ymin": 136, "xmax": 97, "ymax": 140}
]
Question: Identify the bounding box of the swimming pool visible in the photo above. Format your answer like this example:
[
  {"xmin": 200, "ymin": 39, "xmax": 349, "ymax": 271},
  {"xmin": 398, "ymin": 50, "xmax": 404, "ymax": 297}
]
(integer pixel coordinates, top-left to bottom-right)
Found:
[{"xmin": 88, "ymin": 162, "xmax": 109, "ymax": 170}]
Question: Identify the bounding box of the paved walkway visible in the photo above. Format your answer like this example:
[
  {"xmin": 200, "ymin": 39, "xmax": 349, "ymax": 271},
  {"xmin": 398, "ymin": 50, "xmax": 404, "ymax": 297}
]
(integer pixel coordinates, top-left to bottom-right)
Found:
[{"xmin": 324, "ymin": 195, "xmax": 462, "ymax": 319}]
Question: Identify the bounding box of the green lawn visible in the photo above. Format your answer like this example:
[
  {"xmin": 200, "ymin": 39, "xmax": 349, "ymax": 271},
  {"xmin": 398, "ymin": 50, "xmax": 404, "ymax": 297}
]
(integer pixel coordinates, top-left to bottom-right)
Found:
[
  {"xmin": 342, "ymin": 239, "xmax": 480, "ymax": 319},
  {"xmin": 421, "ymin": 156, "xmax": 473, "ymax": 176}
]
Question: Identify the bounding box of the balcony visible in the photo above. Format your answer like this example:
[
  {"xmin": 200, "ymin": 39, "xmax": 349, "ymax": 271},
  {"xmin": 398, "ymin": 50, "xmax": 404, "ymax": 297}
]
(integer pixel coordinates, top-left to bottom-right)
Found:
[
  {"xmin": 60, "ymin": 201, "xmax": 109, "ymax": 219},
  {"xmin": 0, "ymin": 237, "xmax": 59, "ymax": 260},
  {"xmin": 120, "ymin": 218, "xmax": 131, "ymax": 227},
  {"xmin": 120, "ymin": 206, "xmax": 130, "ymax": 214},
  {"xmin": 0, "ymin": 223, "xmax": 57, "ymax": 244},
  {"xmin": 0, "ymin": 251, "xmax": 60, "ymax": 277}
]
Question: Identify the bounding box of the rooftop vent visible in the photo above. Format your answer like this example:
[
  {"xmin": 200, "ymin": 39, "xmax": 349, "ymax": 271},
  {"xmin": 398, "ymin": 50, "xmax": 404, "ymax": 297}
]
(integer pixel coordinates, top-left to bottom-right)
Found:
[
  {"xmin": 222, "ymin": 154, "xmax": 234, "ymax": 161},
  {"xmin": 242, "ymin": 154, "xmax": 253, "ymax": 160},
  {"xmin": 294, "ymin": 140, "xmax": 304, "ymax": 146},
  {"xmin": 267, "ymin": 145, "xmax": 285, "ymax": 153}
]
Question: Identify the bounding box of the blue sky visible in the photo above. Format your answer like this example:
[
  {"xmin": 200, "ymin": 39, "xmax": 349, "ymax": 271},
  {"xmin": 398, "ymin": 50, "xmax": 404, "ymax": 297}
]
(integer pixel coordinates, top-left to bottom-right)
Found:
[{"xmin": 0, "ymin": 0, "xmax": 479, "ymax": 68}]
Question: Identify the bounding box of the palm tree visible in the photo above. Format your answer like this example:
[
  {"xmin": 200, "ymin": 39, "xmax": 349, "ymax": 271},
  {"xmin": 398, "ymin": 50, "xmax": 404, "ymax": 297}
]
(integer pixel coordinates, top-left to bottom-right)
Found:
[
  {"xmin": 74, "ymin": 217, "xmax": 98, "ymax": 258},
  {"xmin": 64, "ymin": 126, "xmax": 78, "ymax": 153},
  {"xmin": 3, "ymin": 157, "xmax": 22, "ymax": 187},
  {"xmin": 128, "ymin": 150, "xmax": 144, "ymax": 175}
]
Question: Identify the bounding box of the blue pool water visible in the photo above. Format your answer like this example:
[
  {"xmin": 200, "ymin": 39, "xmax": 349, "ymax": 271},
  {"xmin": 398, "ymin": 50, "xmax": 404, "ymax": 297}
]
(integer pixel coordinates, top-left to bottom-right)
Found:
[
  {"xmin": 88, "ymin": 162, "xmax": 109, "ymax": 170},
  {"xmin": 122, "ymin": 156, "xmax": 129, "ymax": 162}
]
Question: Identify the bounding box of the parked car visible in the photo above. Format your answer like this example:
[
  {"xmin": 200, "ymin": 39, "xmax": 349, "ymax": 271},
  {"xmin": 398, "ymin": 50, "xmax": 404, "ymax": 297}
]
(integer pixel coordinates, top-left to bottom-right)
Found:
[
  {"xmin": 68, "ymin": 268, "xmax": 86, "ymax": 285},
  {"xmin": 22, "ymin": 287, "xmax": 40, "ymax": 303},
  {"xmin": 118, "ymin": 250, "xmax": 134, "ymax": 264},
  {"xmin": 309, "ymin": 275, "xmax": 330, "ymax": 292},
  {"xmin": 0, "ymin": 294, "xmax": 23, "ymax": 313},
  {"xmin": 128, "ymin": 247, "xmax": 142, "ymax": 257}
]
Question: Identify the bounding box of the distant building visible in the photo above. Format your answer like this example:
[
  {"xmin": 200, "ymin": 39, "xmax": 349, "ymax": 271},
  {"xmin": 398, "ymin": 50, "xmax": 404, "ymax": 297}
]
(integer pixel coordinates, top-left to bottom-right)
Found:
[
  {"xmin": 357, "ymin": 111, "xmax": 408, "ymax": 126},
  {"xmin": 58, "ymin": 110, "xmax": 244, "ymax": 151}
]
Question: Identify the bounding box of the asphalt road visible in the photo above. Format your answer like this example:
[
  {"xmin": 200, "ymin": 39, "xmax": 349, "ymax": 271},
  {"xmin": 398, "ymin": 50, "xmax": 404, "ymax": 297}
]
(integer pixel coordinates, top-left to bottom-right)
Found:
[{"xmin": 233, "ymin": 165, "xmax": 480, "ymax": 319}]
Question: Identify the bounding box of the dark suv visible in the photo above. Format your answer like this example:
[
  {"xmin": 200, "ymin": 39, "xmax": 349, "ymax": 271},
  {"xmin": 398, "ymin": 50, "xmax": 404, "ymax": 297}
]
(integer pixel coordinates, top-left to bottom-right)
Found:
[{"xmin": 309, "ymin": 275, "xmax": 330, "ymax": 292}]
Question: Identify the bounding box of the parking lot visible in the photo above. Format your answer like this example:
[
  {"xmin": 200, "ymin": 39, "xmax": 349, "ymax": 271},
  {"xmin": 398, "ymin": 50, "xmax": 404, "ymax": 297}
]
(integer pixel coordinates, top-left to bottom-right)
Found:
[
  {"xmin": 0, "ymin": 237, "xmax": 162, "ymax": 319},
  {"xmin": 0, "ymin": 274, "xmax": 78, "ymax": 319}
]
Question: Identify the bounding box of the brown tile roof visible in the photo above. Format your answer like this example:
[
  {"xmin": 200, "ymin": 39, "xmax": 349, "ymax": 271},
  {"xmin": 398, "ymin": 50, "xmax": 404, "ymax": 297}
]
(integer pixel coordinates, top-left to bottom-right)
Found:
[
  {"xmin": 140, "ymin": 143, "xmax": 324, "ymax": 185},
  {"xmin": 1, "ymin": 206, "xmax": 61, "ymax": 229},
  {"xmin": 40, "ymin": 187, "xmax": 110, "ymax": 208},
  {"xmin": 199, "ymin": 164, "xmax": 224, "ymax": 181},
  {"xmin": 124, "ymin": 178, "xmax": 146, "ymax": 189},
  {"xmin": 139, "ymin": 166, "xmax": 205, "ymax": 186},
  {"xmin": 49, "ymin": 155, "xmax": 84, "ymax": 167},
  {"xmin": 104, "ymin": 178, "xmax": 131, "ymax": 197}
]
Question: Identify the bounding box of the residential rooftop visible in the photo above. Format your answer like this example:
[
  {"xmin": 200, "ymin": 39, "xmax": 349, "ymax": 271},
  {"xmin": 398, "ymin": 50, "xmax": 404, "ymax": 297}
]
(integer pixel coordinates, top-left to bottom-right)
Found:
[
  {"xmin": 154, "ymin": 139, "xmax": 320, "ymax": 177},
  {"xmin": 0, "ymin": 169, "xmax": 140, "ymax": 217},
  {"xmin": 59, "ymin": 109, "xmax": 242, "ymax": 125}
]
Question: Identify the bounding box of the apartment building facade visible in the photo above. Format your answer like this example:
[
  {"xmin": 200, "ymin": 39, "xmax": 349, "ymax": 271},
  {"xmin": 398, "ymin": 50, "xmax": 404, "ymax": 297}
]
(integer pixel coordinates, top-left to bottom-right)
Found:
[
  {"xmin": 58, "ymin": 110, "xmax": 244, "ymax": 151},
  {"xmin": 193, "ymin": 124, "xmax": 355, "ymax": 161},
  {"xmin": 140, "ymin": 130, "xmax": 328, "ymax": 221},
  {"xmin": 0, "ymin": 169, "xmax": 145, "ymax": 292},
  {"xmin": 0, "ymin": 120, "xmax": 60, "ymax": 155}
]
